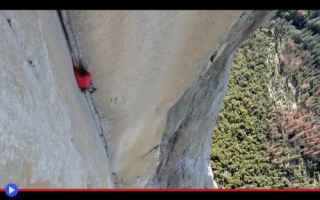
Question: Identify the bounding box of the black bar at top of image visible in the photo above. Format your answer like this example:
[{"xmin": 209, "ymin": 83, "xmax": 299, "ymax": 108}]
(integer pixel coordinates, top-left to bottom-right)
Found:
[{"xmin": 0, "ymin": 0, "xmax": 320, "ymax": 10}]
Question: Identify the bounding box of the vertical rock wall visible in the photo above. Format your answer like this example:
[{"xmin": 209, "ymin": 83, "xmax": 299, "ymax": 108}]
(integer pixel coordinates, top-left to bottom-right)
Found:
[
  {"xmin": 150, "ymin": 11, "xmax": 274, "ymax": 187},
  {"xmin": 0, "ymin": 10, "xmax": 272, "ymax": 188},
  {"xmin": 67, "ymin": 10, "xmax": 244, "ymax": 186},
  {"xmin": 0, "ymin": 11, "xmax": 113, "ymax": 187}
]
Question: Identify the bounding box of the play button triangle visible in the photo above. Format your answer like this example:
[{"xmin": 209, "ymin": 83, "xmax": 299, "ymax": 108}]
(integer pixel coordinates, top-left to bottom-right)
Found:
[
  {"xmin": 4, "ymin": 183, "xmax": 18, "ymax": 197},
  {"xmin": 8, "ymin": 186, "xmax": 15, "ymax": 194}
]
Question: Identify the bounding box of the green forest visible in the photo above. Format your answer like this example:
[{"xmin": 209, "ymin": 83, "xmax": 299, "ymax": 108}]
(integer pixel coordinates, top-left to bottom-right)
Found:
[{"xmin": 211, "ymin": 10, "xmax": 320, "ymax": 188}]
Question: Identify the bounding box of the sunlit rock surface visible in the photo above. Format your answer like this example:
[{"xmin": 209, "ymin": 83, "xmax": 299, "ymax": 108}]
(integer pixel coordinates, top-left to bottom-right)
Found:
[
  {"xmin": 67, "ymin": 10, "xmax": 243, "ymax": 186},
  {"xmin": 0, "ymin": 10, "xmax": 272, "ymax": 188},
  {"xmin": 0, "ymin": 11, "xmax": 112, "ymax": 187}
]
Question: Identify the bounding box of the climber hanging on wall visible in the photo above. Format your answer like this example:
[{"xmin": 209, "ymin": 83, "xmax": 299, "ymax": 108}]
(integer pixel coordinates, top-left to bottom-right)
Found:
[{"xmin": 73, "ymin": 61, "xmax": 96, "ymax": 93}]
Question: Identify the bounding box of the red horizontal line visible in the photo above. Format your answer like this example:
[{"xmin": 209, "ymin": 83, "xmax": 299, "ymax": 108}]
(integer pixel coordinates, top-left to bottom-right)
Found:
[{"xmin": 0, "ymin": 188, "xmax": 320, "ymax": 192}]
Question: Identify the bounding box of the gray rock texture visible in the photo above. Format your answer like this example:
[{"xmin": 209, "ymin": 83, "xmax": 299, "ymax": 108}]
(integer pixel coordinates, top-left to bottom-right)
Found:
[
  {"xmin": 67, "ymin": 11, "xmax": 243, "ymax": 187},
  {"xmin": 67, "ymin": 10, "xmax": 272, "ymax": 187},
  {"xmin": 0, "ymin": 10, "xmax": 273, "ymax": 188},
  {"xmin": 149, "ymin": 11, "xmax": 274, "ymax": 187},
  {"xmin": 0, "ymin": 11, "xmax": 113, "ymax": 187}
]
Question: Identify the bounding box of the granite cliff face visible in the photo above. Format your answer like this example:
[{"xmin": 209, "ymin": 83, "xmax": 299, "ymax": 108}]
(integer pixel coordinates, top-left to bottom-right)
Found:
[
  {"xmin": 0, "ymin": 11, "xmax": 113, "ymax": 187},
  {"xmin": 0, "ymin": 10, "xmax": 273, "ymax": 187}
]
